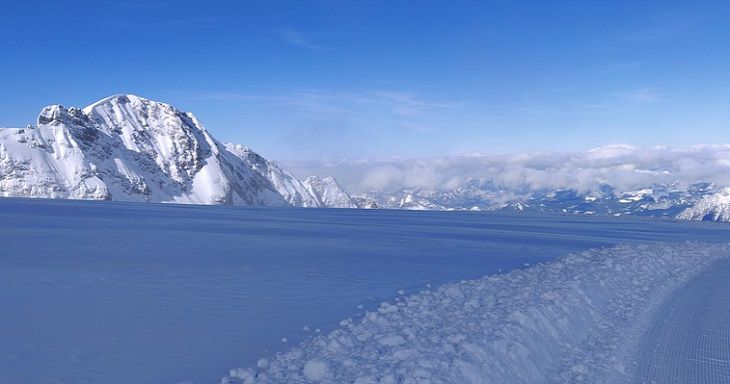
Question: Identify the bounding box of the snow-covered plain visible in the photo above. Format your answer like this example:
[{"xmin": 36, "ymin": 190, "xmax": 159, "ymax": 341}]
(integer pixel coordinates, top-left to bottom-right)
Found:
[{"xmin": 2, "ymin": 198, "xmax": 730, "ymax": 384}]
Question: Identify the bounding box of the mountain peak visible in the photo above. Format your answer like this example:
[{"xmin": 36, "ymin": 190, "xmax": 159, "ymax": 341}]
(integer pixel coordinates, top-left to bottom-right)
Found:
[
  {"xmin": 87, "ymin": 93, "xmax": 148, "ymax": 106},
  {"xmin": 303, "ymin": 175, "xmax": 357, "ymax": 208},
  {"xmin": 2, "ymin": 94, "xmax": 355, "ymax": 209},
  {"xmin": 82, "ymin": 94, "xmax": 182, "ymax": 119},
  {"xmin": 35, "ymin": 94, "xmax": 163, "ymax": 127},
  {"xmin": 37, "ymin": 104, "xmax": 90, "ymax": 127},
  {"xmin": 37, "ymin": 104, "xmax": 66, "ymax": 125}
]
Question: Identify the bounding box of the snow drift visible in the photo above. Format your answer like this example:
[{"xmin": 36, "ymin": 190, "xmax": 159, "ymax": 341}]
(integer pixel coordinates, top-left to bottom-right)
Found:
[{"xmin": 224, "ymin": 242, "xmax": 730, "ymax": 384}]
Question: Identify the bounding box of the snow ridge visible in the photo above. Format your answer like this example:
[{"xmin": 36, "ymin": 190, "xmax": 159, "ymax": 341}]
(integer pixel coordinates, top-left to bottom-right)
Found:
[
  {"xmin": 303, "ymin": 176, "xmax": 358, "ymax": 209},
  {"xmin": 225, "ymin": 143, "xmax": 323, "ymax": 207},
  {"xmin": 0, "ymin": 95, "xmax": 356, "ymax": 208},
  {"xmin": 224, "ymin": 242, "xmax": 730, "ymax": 384}
]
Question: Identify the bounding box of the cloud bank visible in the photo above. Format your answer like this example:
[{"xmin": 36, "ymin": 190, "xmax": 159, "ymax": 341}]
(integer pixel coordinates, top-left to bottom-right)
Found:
[{"xmin": 282, "ymin": 144, "xmax": 730, "ymax": 195}]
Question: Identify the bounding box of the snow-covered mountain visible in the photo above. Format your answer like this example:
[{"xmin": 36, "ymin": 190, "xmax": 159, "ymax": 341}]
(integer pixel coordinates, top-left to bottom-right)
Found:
[
  {"xmin": 513, "ymin": 182, "xmax": 716, "ymax": 218},
  {"xmin": 354, "ymin": 179, "xmax": 722, "ymax": 219},
  {"xmin": 2, "ymin": 95, "xmax": 728, "ymax": 219},
  {"xmin": 677, "ymin": 187, "xmax": 730, "ymax": 221},
  {"xmin": 224, "ymin": 143, "xmax": 323, "ymax": 207},
  {"xmin": 360, "ymin": 190, "xmax": 449, "ymax": 211},
  {"xmin": 0, "ymin": 94, "xmax": 356, "ymax": 208},
  {"xmin": 302, "ymin": 176, "xmax": 358, "ymax": 209}
]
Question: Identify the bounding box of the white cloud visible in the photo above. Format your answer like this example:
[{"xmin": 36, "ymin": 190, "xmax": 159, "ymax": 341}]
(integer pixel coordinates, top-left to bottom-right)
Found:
[
  {"xmin": 184, "ymin": 88, "xmax": 455, "ymax": 128},
  {"xmin": 285, "ymin": 145, "xmax": 730, "ymax": 195},
  {"xmin": 621, "ymin": 88, "xmax": 666, "ymax": 104},
  {"xmin": 275, "ymin": 30, "xmax": 327, "ymax": 50},
  {"xmin": 593, "ymin": 62, "xmax": 643, "ymax": 74}
]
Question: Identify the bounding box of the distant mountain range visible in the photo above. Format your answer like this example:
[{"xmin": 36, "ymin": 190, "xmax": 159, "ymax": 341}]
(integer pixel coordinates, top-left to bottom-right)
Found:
[
  {"xmin": 677, "ymin": 187, "xmax": 730, "ymax": 221},
  {"xmin": 1, "ymin": 95, "xmax": 728, "ymax": 222},
  {"xmin": 355, "ymin": 180, "xmax": 728, "ymax": 221}
]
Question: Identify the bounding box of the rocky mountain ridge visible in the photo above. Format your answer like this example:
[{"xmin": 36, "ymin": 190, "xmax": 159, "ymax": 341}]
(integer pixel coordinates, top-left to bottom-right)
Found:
[{"xmin": 0, "ymin": 95, "xmax": 357, "ymax": 208}]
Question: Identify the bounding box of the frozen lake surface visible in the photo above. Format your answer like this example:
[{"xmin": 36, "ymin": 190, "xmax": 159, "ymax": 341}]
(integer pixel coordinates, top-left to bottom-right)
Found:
[{"xmin": 1, "ymin": 198, "xmax": 729, "ymax": 384}]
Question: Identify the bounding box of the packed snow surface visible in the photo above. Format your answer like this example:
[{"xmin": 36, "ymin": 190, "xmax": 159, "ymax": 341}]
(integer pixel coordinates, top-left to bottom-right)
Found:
[
  {"xmin": 2, "ymin": 198, "xmax": 730, "ymax": 384},
  {"xmin": 636, "ymin": 258, "xmax": 730, "ymax": 383},
  {"xmin": 225, "ymin": 243, "xmax": 730, "ymax": 383}
]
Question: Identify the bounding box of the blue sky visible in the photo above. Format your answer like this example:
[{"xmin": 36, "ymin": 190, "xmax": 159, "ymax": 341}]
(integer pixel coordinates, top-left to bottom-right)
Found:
[{"xmin": 1, "ymin": 1, "xmax": 730, "ymax": 160}]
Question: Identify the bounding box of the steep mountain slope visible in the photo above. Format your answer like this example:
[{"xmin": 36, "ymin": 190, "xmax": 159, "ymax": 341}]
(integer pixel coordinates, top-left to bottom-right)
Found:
[
  {"xmin": 225, "ymin": 143, "xmax": 323, "ymax": 207},
  {"xmin": 0, "ymin": 95, "xmax": 354, "ymax": 208},
  {"xmin": 677, "ymin": 187, "xmax": 730, "ymax": 221},
  {"xmin": 302, "ymin": 176, "xmax": 358, "ymax": 208}
]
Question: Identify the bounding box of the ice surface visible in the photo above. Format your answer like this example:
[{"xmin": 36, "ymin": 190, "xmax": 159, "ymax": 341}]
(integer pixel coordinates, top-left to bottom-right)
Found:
[{"xmin": 2, "ymin": 198, "xmax": 730, "ymax": 384}]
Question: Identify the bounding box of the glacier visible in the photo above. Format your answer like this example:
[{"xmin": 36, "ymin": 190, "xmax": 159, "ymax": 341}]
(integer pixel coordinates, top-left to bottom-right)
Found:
[{"xmin": 2, "ymin": 198, "xmax": 730, "ymax": 384}]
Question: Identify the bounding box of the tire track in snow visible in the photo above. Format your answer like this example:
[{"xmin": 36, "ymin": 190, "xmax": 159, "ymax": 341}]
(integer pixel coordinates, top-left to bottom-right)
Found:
[{"xmin": 636, "ymin": 258, "xmax": 730, "ymax": 384}]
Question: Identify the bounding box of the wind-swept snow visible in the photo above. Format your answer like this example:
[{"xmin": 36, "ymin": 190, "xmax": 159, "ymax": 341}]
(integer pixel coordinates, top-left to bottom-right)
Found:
[{"xmin": 225, "ymin": 242, "xmax": 730, "ymax": 384}]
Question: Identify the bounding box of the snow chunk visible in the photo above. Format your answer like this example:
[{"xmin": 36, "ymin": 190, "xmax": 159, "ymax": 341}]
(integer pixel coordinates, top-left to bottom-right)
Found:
[{"xmin": 303, "ymin": 360, "xmax": 329, "ymax": 381}]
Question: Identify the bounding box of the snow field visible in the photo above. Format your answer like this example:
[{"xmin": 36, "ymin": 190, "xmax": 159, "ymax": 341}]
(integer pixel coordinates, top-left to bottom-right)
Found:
[{"xmin": 224, "ymin": 242, "xmax": 730, "ymax": 384}]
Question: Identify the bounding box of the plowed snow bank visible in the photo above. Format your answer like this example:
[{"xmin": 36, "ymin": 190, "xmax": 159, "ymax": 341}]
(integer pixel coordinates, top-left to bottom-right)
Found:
[{"xmin": 224, "ymin": 242, "xmax": 730, "ymax": 384}]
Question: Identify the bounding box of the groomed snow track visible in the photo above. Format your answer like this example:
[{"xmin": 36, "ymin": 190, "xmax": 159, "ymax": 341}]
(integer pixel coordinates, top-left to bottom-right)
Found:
[
  {"xmin": 636, "ymin": 258, "xmax": 730, "ymax": 384},
  {"xmin": 224, "ymin": 242, "xmax": 730, "ymax": 384}
]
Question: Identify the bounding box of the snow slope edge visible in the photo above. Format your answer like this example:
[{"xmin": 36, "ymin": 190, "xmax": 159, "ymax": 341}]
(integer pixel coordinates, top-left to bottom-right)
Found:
[{"xmin": 224, "ymin": 242, "xmax": 730, "ymax": 384}]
